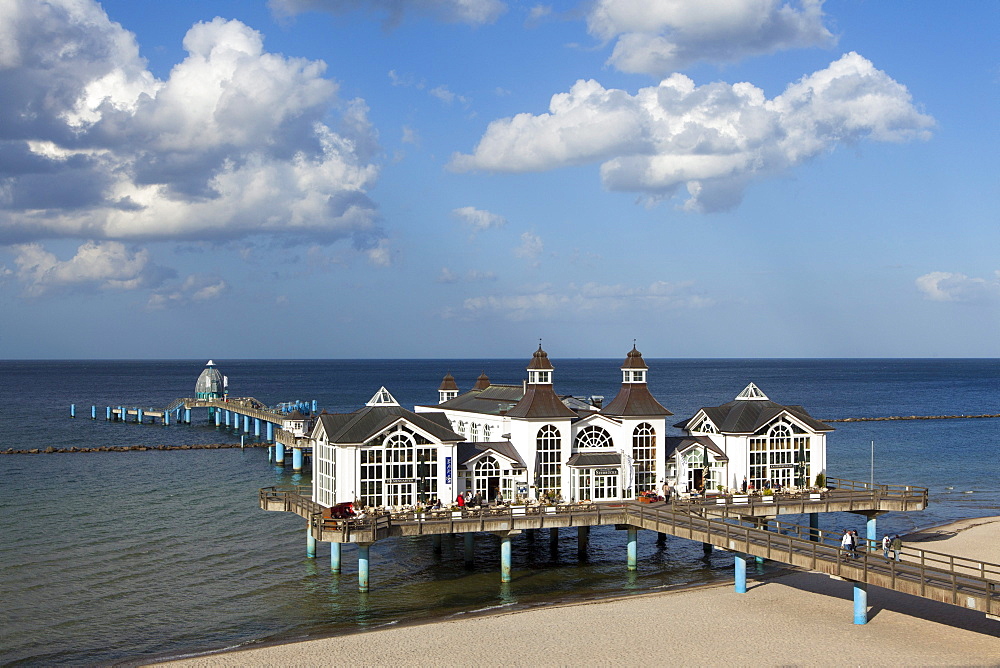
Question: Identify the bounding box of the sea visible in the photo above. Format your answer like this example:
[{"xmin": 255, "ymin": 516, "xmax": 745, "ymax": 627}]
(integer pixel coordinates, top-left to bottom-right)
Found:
[{"xmin": 1, "ymin": 358, "xmax": 998, "ymax": 665}]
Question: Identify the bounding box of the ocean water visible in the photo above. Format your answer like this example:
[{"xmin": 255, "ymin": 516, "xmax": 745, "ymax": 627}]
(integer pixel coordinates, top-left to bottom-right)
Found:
[{"xmin": 1, "ymin": 358, "xmax": 997, "ymax": 665}]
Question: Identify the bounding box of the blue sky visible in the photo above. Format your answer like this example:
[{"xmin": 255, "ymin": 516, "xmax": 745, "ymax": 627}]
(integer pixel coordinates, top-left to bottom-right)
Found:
[{"xmin": 1, "ymin": 0, "xmax": 997, "ymax": 359}]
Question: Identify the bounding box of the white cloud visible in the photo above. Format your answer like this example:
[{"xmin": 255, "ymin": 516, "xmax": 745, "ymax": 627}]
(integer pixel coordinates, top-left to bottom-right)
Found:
[
  {"xmin": 587, "ymin": 0, "xmax": 835, "ymax": 75},
  {"xmin": 460, "ymin": 279, "xmax": 711, "ymax": 320},
  {"xmin": 11, "ymin": 241, "xmax": 173, "ymax": 296},
  {"xmin": 452, "ymin": 53, "xmax": 933, "ymax": 212},
  {"xmin": 438, "ymin": 267, "xmax": 497, "ymax": 283},
  {"xmin": 0, "ymin": 2, "xmax": 382, "ymax": 249},
  {"xmin": 452, "ymin": 206, "xmax": 507, "ymax": 231},
  {"xmin": 514, "ymin": 232, "xmax": 544, "ymax": 264},
  {"xmin": 269, "ymin": 0, "xmax": 507, "ymax": 26},
  {"xmin": 916, "ymin": 271, "xmax": 1000, "ymax": 303},
  {"xmin": 147, "ymin": 274, "xmax": 229, "ymax": 309},
  {"xmin": 429, "ymin": 85, "xmax": 470, "ymax": 106}
]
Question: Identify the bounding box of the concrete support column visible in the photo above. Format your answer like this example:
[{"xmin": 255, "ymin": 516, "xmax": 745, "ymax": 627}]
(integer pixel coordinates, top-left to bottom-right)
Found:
[
  {"xmin": 164, "ymin": 409, "xmax": 170, "ymax": 426},
  {"xmin": 71, "ymin": 404, "xmax": 76, "ymax": 418},
  {"xmin": 254, "ymin": 418, "xmax": 261, "ymax": 438},
  {"xmin": 243, "ymin": 415, "xmax": 249, "ymax": 433},
  {"xmin": 184, "ymin": 408, "xmax": 191, "ymax": 424},
  {"xmin": 464, "ymin": 533, "xmax": 475, "ymax": 566},
  {"xmin": 118, "ymin": 406, "xmax": 124, "ymax": 422},
  {"xmin": 735, "ymin": 554, "xmax": 748, "ymax": 593},
  {"xmin": 627, "ymin": 527, "xmax": 638, "ymax": 571},
  {"xmin": 306, "ymin": 526, "xmax": 316, "ymax": 558},
  {"xmin": 549, "ymin": 528, "xmax": 559, "ymax": 551},
  {"xmin": 577, "ymin": 526, "xmax": 589, "ymax": 559},
  {"xmin": 432, "ymin": 535, "xmax": 442, "ymax": 552},
  {"xmin": 358, "ymin": 544, "xmax": 371, "ymax": 592},
  {"xmin": 266, "ymin": 421, "xmax": 274, "ymax": 442},
  {"xmin": 853, "ymin": 582, "xmax": 868, "ymax": 624},
  {"xmin": 106, "ymin": 406, "xmax": 112, "ymax": 421},
  {"xmin": 275, "ymin": 443, "xmax": 285, "ymax": 465},
  {"xmin": 809, "ymin": 513, "xmax": 820, "ymax": 542},
  {"xmin": 91, "ymin": 405, "xmax": 96, "ymax": 420},
  {"xmin": 137, "ymin": 408, "xmax": 143, "ymax": 423},
  {"xmin": 866, "ymin": 515, "xmax": 878, "ymax": 552},
  {"xmin": 292, "ymin": 448, "xmax": 303, "ymax": 472},
  {"xmin": 215, "ymin": 410, "xmax": 221, "ymax": 427},
  {"xmin": 330, "ymin": 542, "xmax": 342, "ymax": 572},
  {"xmin": 224, "ymin": 410, "xmax": 230, "ymax": 427},
  {"xmin": 500, "ymin": 534, "xmax": 512, "ymax": 583}
]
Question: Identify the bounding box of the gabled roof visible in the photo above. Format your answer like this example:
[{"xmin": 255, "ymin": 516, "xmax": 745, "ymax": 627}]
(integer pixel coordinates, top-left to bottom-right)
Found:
[
  {"xmin": 674, "ymin": 385, "xmax": 833, "ymax": 434},
  {"xmin": 456, "ymin": 442, "xmax": 527, "ymax": 469},
  {"xmin": 664, "ymin": 435, "xmax": 729, "ymax": 462},
  {"xmin": 366, "ymin": 386, "xmax": 399, "ymax": 407},
  {"xmin": 316, "ymin": 405, "xmax": 462, "ymax": 445}
]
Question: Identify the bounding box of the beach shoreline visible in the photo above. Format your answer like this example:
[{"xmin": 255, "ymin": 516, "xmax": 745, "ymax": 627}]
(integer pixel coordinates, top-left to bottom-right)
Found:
[{"xmin": 149, "ymin": 514, "xmax": 1000, "ymax": 667}]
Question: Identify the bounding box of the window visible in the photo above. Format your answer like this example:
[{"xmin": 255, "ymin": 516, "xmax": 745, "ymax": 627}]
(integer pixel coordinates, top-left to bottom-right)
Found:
[
  {"xmin": 748, "ymin": 422, "xmax": 810, "ymax": 489},
  {"xmin": 536, "ymin": 425, "xmax": 562, "ymax": 497},
  {"xmin": 360, "ymin": 449, "xmax": 383, "ymax": 507},
  {"xmin": 470, "ymin": 423, "xmax": 479, "ymax": 442},
  {"xmin": 416, "ymin": 447, "xmax": 438, "ymax": 502},
  {"xmin": 474, "ymin": 456, "xmax": 500, "ymax": 496},
  {"xmin": 574, "ymin": 425, "xmax": 612, "ymax": 449},
  {"xmin": 632, "ymin": 423, "xmax": 656, "ymax": 491}
]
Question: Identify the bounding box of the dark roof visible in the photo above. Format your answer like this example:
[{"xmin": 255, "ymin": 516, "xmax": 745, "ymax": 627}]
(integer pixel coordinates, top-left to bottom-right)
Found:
[
  {"xmin": 527, "ymin": 345, "xmax": 554, "ymax": 370},
  {"xmin": 317, "ymin": 405, "xmax": 462, "ymax": 444},
  {"xmin": 674, "ymin": 398, "xmax": 832, "ymax": 434},
  {"xmin": 566, "ymin": 452, "xmax": 621, "ymax": 467},
  {"xmin": 438, "ymin": 374, "xmax": 459, "ymax": 392},
  {"xmin": 664, "ymin": 435, "xmax": 729, "ymax": 461},
  {"xmin": 601, "ymin": 384, "xmax": 673, "ymax": 417},
  {"xmin": 283, "ymin": 410, "xmax": 308, "ymax": 420},
  {"xmin": 423, "ymin": 383, "xmax": 523, "ymax": 415},
  {"xmin": 473, "ymin": 372, "xmax": 491, "ymax": 390},
  {"xmin": 456, "ymin": 442, "xmax": 527, "ymax": 468},
  {"xmin": 621, "ymin": 345, "xmax": 648, "ymax": 370},
  {"xmin": 506, "ymin": 383, "xmax": 579, "ymax": 419}
]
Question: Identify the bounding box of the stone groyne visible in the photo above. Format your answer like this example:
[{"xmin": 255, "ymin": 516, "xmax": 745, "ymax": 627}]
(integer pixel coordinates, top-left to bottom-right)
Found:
[{"xmin": 824, "ymin": 413, "xmax": 1000, "ymax": 423}]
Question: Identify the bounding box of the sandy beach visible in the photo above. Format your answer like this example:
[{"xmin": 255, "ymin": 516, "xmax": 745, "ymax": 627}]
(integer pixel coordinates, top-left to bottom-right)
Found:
[{"xmin": 153, "ymin": 517, "xmax": 1000, "ymax": 667}]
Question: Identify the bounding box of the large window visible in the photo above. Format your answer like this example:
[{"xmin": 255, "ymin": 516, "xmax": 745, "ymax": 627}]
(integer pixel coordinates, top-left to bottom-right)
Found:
[
  {"xmin": 536, "ymin": 425, "xmax": 562, "ymax": 498},
  {"xmin": 316, "ymin": 443, "xmax": 335, "ymax": 506},
  {"xmin": 748, "ymin": 422, "xmax": 810, "ymax": 489},
  {"xmin": 360, "ymin": 449, "xmax": 383, "ymax": 507},
  {"xmin": 574, "ymin": 425, "xmax": 612, "ymax": 448},
  {"xmin": 474, "ymin": 456, "xmax": 499, "ymax": 497},
  {"xmin": 359, "ymin": 426, "xmax": 438, "ymax": 507},
  {"xmin": 632, "ymin": 423, "xmax": 656, "ymax": 491}
]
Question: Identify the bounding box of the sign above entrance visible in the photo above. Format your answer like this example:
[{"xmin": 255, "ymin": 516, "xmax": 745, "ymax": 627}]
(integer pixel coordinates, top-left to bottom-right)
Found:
[{"xmin": 596, "ymin": 468, "xmax": 619, "ymax": 475}]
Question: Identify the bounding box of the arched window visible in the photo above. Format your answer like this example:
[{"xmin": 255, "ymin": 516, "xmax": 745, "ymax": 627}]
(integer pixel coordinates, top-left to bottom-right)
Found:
[
  {"xmin": 474, "ymin": 456, "xmax": 500, "ymax": 496},
  {"xmin": 536, "ymin": 425, "xmax": 562, "ymax": 498},
  {"xmin": 632, "ymin": 423, "xmax": 656, "ymax": 490},
  {"xmin": 574, "ymin": 425, "xmax": 612, "ymax": 448},
  {"xmin": 385, "ymin": 431, "xmax": 414, "ymax": 480},
  {"xmin": 694, "ymin": 418, "xmax": 717, "ymax": 434},
  {"xmin": 749, "ymin": 421, "xmax": 807, "ymax": 489}
]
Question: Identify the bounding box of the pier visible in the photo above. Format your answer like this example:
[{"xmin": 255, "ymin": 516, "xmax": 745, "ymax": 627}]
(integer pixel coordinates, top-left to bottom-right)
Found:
[{"xmin": 258, "ymin": 479, "xmax": 1000, "ymax": 624}]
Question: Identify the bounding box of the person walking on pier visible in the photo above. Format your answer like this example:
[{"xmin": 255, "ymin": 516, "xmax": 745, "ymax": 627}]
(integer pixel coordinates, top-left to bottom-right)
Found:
[
  {"xmin": 841, "ymin": 529, "xmax": 855, "ymax": 559},
  {"xmin": 882, "ymin": 534, "xmax": 892, "ymax": 561},
  {"xmin": 890, "ymin": 534, "xmax": 903, "ymax": 562}
]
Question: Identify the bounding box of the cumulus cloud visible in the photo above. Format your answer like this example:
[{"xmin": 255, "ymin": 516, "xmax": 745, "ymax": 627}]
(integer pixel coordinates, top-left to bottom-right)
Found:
[
  {"xmin": 460, "ymin": 279, "xmax": 711, "ymax": 320},
  {"xmin": 0, "ymin": 1, "xmax": 382, "ymax": 248},
  {"xmin": 451, "ymin": 53, "xmax": 934, "ymax": 212},
  {"xmin": 915, "ymin": 271, "xmax": 1000, "ymax": 303},
  {"xmin": 452, "ymin": 206, "xmax": 507, "ymax": 231},
  {"xmin": 587, "ymin": 0, "xmax": 835, "ymax": 75},
  {"xmin": 147, "ymin": 273, "xmax": 229, "ymax": 309},
  {"xmin": 269, "ymin": 0, "xmax": 507, "ymax": 26},
  {"xmin": 514, "ymin": 232, "xmax": 544, "ymax": 264},
  {"xmin": 10, "ymin": 241, "xmax": 173, "ymax": 296}
]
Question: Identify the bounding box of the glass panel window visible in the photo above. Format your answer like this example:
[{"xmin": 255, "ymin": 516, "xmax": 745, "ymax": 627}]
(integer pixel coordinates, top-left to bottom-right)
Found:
[
  {"xmin": 536, "ymin": 425, "xmax": 562, "ymax": 498},
  {"xmin": 632, "ymin": 423, "xmax": 656, "ymax": 491},
  {"xmin": 574, "ymin": 425, "xmax": 612, "ymax": 449}
]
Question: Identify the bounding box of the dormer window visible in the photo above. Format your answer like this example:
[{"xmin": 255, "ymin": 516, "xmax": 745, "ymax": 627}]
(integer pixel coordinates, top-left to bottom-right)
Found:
[{"xmin": 624, "ymin": 369, "xmax": 646, "ymax": 383}]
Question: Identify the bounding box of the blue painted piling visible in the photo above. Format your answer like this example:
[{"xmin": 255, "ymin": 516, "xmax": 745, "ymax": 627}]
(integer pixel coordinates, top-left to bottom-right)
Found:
[
  {"xmin": 306, "ymin": 526, "xmax": 316, "ymax": 558},
  {"xmin": 266, "ymin": 421, "xmax": 274, "ymax": 442},
  {"xmin": 464, "ymin": 533, "xmax": 474, "ymax": 565},
  {"xmin": 292, "ymin": 447, "xmax": 303, "ymax": 472},
  {"xmin": 106, "ymin": 406, "xmax": 112, "ymax": 421},
  {"xmin": 215, "ymin": 410, "xmax": 221, "ymax": 427},
  {"xmin": 70, "ymin": 404, "xmax": 75, "ymax": 418},
  {"xmin": 91, "ymin": 405, "xmax": 96, "ymax": 420},
  {"xmin": 627, "ymin": 528, "xmax": 638, "ymax": 571},
  {"xmin": 358, "ymin": 544, "xmax": 371, "ymax": 592},
  {"xmin": 254, "ymin": 418, "xmax": 260, "ymax": 438},
  {"xmin": 854, "ymin": 582, "xmax": 868, "ymax": 624},
  {"xmin": 137, "ymin": 408, "xmax": 143, "ymax": 423},
  {"xmin": 500, "ymin": 534, "xmax": 512, "ymax": 582},
  {"xmin": 735, "ymin": 554, "xmax": 747, "ymax": 593},
  {"xmin": 331, "ymin": 543, "xmax": 341, "ymax": 572},
  {"xmin": 184, "ymin": 408, "xmax": 191, "ymax": 424},
  {"xmin": 275, "ymin": 443, "xmax": 285, "ymax": 465}
]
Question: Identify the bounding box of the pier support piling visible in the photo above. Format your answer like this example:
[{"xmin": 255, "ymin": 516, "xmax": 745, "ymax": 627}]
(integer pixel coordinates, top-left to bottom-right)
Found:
[
  {"xmin": 853, "ymin": 582, "xmax": 868, "ymax": 624},
  {"xmin": 306, "ymin": 526, "xmax": 316, "ymax": 558},
  {"xmin": 577, "ymin": 526, "xmax": 589, "ymax": 560},
  {"xmin": 735, "ymin": 554, "xmax": 747, "ymax": 593},
  {"xmin": 266, "ymin": 421, "xmax": 274, "ymax": 443},
  {"xmin": 70, "ymin": 404, "xmax": 75, "ymax": 418},
  {"xmin": 275, "ymin": 443, "xmax": 285, "ymax": 465},
  {"xmin": 549, "ymin": 527, "xmax": 559, "ymax": 552},
  {"xmin": 703, "ymin": 542, "xmax": 713, "ymax": 555},
  {"xmin": 500, "ymin": 534, "xmax": 512, "ymax": 583},
  {"xmin": 809, "ymin": 512, "xmax": 820, "ymax": 541},
  {"xmin": 254, "ymin": 418, "xmax": 261, "ymax": 438},
  {"xmin": 432, "ymin": 535, "xmax": 442, "ymax": 553},
  {"xmin": 184, "ymin": 408, "xmax": 191, "ymax": 424},
  {"xmin": 292, "ymin": 448, "xmax": 303, "ymax": 472},
  {"xmin": 215, "ymin": 410, "xmax": 221, "ymax": 427},
  {"xmin": 627, "ymin": 527, "xmax": 638, "ymax": 571},
  {"xmin": 464, "ymin": 533, "xmax": 475, "ymax": 566},
  {"xmin": 106, "ymin": 406, "xmax": 111, "ymax": 421},
  {"xmin": 331, "ymin": 542, "xmax": 342, "ymax": 573},
  {"xmin": 91, "ymin": 405, "xmax": 96, "ymax": 420},
  {"xmin": 358, "ymin": 544, "xmax": 371, "ymax": 592}
]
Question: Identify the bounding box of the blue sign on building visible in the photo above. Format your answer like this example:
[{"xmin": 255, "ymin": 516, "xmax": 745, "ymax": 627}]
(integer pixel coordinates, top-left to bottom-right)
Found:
[{"xmin": 445, "ymin": 456, "xmax": 453, "ymax": 484}]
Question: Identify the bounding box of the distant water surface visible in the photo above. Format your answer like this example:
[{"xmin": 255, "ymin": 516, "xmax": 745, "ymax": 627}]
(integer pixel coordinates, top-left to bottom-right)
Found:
[{"xmin": 1, "ymin": 358, "xmax": 997, "ymax": 665}]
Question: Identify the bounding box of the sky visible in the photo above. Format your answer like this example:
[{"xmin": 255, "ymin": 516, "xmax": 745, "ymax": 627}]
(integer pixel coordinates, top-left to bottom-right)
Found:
[{"xmin": 1, "ymin": 0, "xmax": 997, "ymax": 359}]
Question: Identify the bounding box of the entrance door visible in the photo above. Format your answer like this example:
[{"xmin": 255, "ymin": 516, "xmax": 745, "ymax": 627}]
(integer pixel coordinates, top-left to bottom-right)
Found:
[
  {"xmin": 487, "ymin": 476, "xmax": 500, "ymax": 501},
  {"xmin": 386, "ymin": 482, "xmax": 414, "ymax": 507},
  {"xmin": 691, "ymin": 468, "xmax": 704, "ymax": 492}
]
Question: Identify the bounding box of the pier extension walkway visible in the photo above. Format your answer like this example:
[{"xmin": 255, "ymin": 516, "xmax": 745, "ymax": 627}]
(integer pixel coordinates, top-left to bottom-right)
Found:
[{"xmin": 259, "ymin": 479, "xmax": 998, "ymax": 623}]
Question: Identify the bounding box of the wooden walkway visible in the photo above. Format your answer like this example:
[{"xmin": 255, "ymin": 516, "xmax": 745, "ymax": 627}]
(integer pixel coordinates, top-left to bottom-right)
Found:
[{"xmin": 259, "ymin": 484, "xmax": 998, "ymax": 619}]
